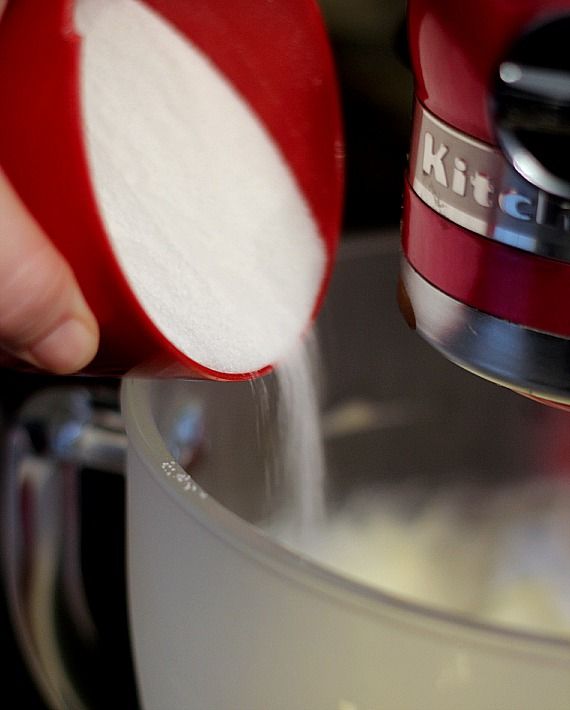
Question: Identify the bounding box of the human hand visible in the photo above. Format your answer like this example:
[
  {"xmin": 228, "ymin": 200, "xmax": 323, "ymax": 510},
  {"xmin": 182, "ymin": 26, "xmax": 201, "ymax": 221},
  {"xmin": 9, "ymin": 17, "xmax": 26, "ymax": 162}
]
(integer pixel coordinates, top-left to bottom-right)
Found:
[
  {"xmin": 0, "ymin": 168, "xmax": 99, "ymax": 374},
  {"xmin": 0, "ymin": 0, "xmax": 98, "ymax": 375}
]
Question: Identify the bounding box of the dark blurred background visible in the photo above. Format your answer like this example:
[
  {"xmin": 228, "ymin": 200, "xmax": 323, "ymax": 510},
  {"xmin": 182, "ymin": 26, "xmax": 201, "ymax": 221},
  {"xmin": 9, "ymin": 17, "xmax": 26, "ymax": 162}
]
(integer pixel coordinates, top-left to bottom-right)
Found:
[
  {"xmin": 0, "ymin": 2, "xmax": 411, "ymax": 707},
  {"xmin": 321, "ymin": 0, "xmax": 412, "ymax": 231}
]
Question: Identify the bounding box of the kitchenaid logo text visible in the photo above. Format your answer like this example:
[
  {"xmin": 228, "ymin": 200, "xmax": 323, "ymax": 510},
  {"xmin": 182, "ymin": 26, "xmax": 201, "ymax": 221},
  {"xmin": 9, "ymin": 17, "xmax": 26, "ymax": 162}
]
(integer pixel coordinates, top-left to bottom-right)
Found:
[
  {"xmin": 421, "ymin": 130, "xmax": 570, "ymax": 232},
  {"xmin": 409, "ymin": 103, "xmax": 570, "ymax": 262}
]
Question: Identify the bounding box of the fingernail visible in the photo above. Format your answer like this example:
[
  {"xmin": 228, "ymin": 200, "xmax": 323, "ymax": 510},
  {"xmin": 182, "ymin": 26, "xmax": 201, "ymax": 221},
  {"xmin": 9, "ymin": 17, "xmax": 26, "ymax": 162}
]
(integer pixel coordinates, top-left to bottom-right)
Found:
[{"xmin": 27, "ymin": 318, "xmax": 99, "ymax": 374}]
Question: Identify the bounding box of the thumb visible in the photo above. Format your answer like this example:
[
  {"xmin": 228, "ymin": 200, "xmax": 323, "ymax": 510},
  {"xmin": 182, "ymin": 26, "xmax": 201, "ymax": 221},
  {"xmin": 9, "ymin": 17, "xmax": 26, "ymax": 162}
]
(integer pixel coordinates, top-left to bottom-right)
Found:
[{"xmin": 0, "ymin": 169, "xmax": 99, "ymax": 374}]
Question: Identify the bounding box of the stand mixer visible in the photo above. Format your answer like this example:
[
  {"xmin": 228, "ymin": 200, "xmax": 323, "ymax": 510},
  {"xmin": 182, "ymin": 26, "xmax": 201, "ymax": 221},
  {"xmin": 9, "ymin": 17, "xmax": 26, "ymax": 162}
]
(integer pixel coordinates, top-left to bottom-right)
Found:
[
  {"xmin": 2, "ymin": 1, "xmax": 570, "ymax": 709},
  {"xmin": 401, "ymin": 0, "xmax": 570, "ymax": 406}
]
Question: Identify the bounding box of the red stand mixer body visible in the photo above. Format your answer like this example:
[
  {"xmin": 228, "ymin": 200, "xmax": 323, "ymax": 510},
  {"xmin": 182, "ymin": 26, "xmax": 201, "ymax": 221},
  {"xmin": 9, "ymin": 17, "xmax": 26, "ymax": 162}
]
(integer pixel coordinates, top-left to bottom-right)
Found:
[{"xmin": 403, "ymin": 1, "xmax": 570, "ymax": 405}]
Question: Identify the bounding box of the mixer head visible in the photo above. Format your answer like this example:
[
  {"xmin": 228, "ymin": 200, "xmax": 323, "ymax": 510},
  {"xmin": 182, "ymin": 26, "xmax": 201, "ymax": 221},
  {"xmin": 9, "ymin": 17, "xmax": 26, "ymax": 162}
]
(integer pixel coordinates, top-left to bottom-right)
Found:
[{"xmin": 401, "ymin": 2, "xmax": 570, "ymax": 406}]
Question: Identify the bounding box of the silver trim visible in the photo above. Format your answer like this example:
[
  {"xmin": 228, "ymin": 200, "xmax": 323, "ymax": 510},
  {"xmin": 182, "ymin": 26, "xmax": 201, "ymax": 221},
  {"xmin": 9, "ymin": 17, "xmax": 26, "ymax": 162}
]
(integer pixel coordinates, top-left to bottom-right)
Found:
[
  {"xmin": 402, "ymin": 258, "xmax": 570, "ymax": 405},
  {"xmin": 494, "ymin": 56, "xmax": 570, "ymax": 200},
  {"xmin": 497, "ymin": 128, "xmax": 570, "ymax": 202},
  {"xmin": 410, "ymin": 102, "xmax": 570, "ymax": 261},
  {"xmin": 499, "ymin": 62, "xmax": 570, "ymax": 104}
]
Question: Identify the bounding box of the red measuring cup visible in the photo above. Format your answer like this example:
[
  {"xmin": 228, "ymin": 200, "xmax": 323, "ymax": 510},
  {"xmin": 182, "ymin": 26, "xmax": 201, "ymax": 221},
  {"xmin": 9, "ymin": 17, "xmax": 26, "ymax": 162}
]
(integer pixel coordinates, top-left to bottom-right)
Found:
[{"xmin": 0, "ymin": 0, "xmax": 343, "ymax": 379}]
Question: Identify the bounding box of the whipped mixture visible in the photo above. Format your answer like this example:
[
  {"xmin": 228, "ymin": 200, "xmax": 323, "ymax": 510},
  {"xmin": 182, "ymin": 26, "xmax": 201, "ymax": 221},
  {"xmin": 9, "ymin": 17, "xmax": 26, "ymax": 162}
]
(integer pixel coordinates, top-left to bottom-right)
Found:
[{"xmin": 269, "ymin": 339, "xmax": 570, "ymax": 639}]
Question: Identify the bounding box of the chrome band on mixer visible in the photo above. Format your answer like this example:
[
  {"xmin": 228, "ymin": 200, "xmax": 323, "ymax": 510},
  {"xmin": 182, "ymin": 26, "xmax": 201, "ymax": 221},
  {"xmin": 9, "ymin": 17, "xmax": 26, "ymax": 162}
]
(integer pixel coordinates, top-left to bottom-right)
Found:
[
  {"xmin": 401, "ymin": 258, "xmax": 570, "ymax": 405},
  {"xmin": 409, "ymin": 101, "xmax": 570, "ymax": 261}
]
